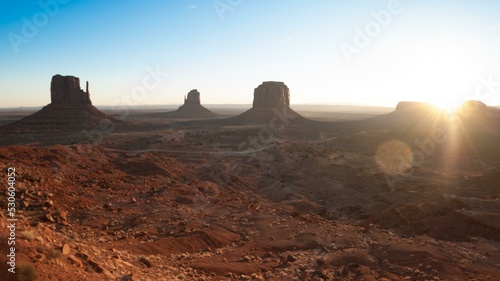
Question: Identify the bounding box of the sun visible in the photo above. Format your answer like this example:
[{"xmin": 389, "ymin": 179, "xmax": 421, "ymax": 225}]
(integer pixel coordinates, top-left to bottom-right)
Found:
[{"xmin": 431, "ymin": 100, "xmax": 462, "ymax": 114}]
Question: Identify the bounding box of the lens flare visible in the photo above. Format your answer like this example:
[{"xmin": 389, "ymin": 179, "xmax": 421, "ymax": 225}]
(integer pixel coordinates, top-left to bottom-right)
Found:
[{"xmin": 375, "ymin": 139, "xmax": 413, "ymax": 176}]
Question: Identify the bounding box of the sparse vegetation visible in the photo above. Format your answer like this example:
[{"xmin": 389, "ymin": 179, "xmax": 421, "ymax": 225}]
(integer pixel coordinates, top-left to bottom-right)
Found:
[
  {"xmin": 19, "ymin": 230, "xmax": 38, "ymax": 242},
  {"xmin": 16, "ymin": 263, "xmax": 38, "ymax": 281},
  {"xmin": 36, "ymin": 244, "xmax": 61, "ymax": 260},
  {"xmin": 1, "ymin": 105, "xmax": 499, "ymax": 280}
]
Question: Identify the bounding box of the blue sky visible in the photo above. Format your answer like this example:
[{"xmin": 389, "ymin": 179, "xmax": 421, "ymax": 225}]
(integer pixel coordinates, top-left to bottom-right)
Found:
[{"xmin": 1, "ymin": 0, "xmax": 500, "ymax": 108}]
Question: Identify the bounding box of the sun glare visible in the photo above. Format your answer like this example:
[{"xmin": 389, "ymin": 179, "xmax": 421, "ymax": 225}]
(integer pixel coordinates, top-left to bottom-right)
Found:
[
  {"xmin": 431, "ymin": 101, "xmax": 462, "ymax": 113},
  {"xmin": 361, "ymin": 37, "xmax": 484, "ymax": 108}
]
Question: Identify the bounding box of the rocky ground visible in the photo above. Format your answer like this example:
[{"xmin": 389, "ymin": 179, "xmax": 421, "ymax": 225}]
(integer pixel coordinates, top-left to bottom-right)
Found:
[{"xmin": 1, "ymin": 111, "xmax": 500, "ymax": 280}]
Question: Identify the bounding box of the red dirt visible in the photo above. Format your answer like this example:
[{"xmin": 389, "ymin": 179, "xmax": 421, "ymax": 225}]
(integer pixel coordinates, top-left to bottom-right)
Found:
[{"xmin": 0, "ymin": 110, "xmax": 499, "ymax": 280}]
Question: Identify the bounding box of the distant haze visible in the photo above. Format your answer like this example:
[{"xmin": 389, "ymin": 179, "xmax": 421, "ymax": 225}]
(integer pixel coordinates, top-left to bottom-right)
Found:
[{"xmin": 1, "ymin": 0, "xmax": 500, "ymax": 108}]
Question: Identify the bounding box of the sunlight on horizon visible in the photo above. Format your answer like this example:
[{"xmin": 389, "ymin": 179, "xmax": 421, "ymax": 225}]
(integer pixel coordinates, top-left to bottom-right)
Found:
[
  {"xmin": 341, "ymin": 37, "xmax": 489, "ymax": 108},
  {"xmin": 1, "ymin": 1, "xmax": 500, "ymax": 107}
]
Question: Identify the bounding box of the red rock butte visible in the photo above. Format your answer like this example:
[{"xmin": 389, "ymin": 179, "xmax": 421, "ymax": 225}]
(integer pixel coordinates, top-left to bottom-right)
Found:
[
  {"xmin": 152, "ymin": 89, "xmax": 217, "ymax": 118},
  {"xmin": 253, "ymin": 81, "xmax": 290, "ymax": 108},
  {"xmin": 51, "ymin": 74, "xmax": 92, "ymax": 104},
  {"xmin": 235, "ymin": 81, "xmax": 306, "ymax": 123},
  {"xmin": 0, "ymin": 74, "xmax": 122, "ymax": 133}
]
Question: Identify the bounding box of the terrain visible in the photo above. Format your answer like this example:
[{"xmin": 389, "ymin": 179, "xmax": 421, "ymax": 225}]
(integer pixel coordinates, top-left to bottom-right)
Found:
[{"xmin": 1, "ymin": 104, "xmax": 499, "ymax": 281}]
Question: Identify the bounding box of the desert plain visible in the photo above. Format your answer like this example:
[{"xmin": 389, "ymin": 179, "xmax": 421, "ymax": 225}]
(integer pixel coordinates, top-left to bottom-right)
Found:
[{"xmin": 0, "ymin": 79, "xmax": 500, "ymax": 281}]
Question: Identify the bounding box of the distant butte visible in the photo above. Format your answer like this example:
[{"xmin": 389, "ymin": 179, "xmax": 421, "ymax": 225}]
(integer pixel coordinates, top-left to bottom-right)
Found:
[
  {"xmin": 235, "ymin": 81, "xmax": 306, "ymax": 123},
  {"xmin": 395, "ymin": 100, "xmax": 491, "ymax": 118},
  {"xmin": 395, "ymin": 101, "xmax": 436, "ymax": 112},
  {"xmin": 253, "ymin": 81, "xmax": 290, "ymax": 108},
  {"xmin": 0, "ymin": 74, "xmax": 123, "ymax": 133},
  {"xmin": 184, "ymin": 89, "xmax": 201, "ymax": 105},
  {"xmin": 151, "ymin": 89, "xmax": 217, "ymax": 119},
  {"xmin": 366, "ymin": 100, "xmax": 498, "ymax": 131}
]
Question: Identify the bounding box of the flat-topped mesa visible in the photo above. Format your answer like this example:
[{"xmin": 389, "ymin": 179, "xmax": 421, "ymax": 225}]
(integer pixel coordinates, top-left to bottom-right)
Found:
[
  {"xmin": 50, "ymin": 74, "xmax": 91, "ymax": 104},
  {"xmin": 461, "ymin": 100, "xmax": 487, "ymax": 112},
  {"xmin": 395, "ymin": 100, "xmax": 489, "ymax": 115},
  {"xmin": 253, "ymin": 81, "xmax": 290, "ymax": 108},
  {"xmin": 184, "ymin": 89, "xmax": 201, "ymax": 105},
  {"xmin": 395, "ymin": 101, "xmax": 435, "ymax": 112},
  {"xmin": 454, "ymin": 100, "xmax": 492, "ymax": 120},
  {"xmin": 232, "ymin": 81, "xmax": 308, "ymax": 124}
]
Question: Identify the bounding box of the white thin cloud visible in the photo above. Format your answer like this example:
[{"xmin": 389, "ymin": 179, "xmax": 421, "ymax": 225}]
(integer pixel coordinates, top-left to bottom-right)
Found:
[
  {"xmin": 187, "ymin": 4, "xmax": 197, "ymax": 9},
  {"xmin": 284, "ymin": 32, "xmax": 304, "ymax": 42},
  {"xmin": 485, "ymin": 24, "xmax": 500, "ymax": 30}
]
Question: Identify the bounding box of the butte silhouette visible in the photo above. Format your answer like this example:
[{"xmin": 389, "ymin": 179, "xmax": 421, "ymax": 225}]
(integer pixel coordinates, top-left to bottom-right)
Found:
[
  {"xmin": 178, "ymin": 81, "xmax": 309, "ymax": 126},
  {"xmin": 234, "ymin": 81, "xmax": 307, "ymax": 123},
  {"xmin": 1, "ymin": 74, "xmax": 121, "ymax": 132},
  {"xmin": 154, "ymin": 89, "xmax": 217, "ymax": 118},
  {"xmin": 361, "ymin": 100, "xmax": 498, "ymax": 132}
]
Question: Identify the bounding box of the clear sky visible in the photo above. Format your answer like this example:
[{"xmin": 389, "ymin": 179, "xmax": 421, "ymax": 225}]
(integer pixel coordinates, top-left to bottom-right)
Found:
[{"xmin": 1, "ymin": 0, "xmax": 500, "ymax": 108}]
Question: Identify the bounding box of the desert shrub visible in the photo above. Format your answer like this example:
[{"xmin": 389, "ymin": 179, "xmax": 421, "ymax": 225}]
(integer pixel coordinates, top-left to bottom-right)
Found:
[
  {"xmin": 19, "ymin": 230, "xmax": 37, "ymax": 242},
  {"xmin": 36, "ymin": 244, "xmax": 61, "ymax": 260},
  {"xmin": 16, "ymin": 263, "xmax": 38, "ymax": 281}
]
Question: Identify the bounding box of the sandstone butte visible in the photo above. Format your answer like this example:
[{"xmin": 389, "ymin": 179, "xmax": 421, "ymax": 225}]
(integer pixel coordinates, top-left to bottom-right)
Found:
[{"xmin": 0, "ymin": 74, "xmax": 122, "ymax": 133}]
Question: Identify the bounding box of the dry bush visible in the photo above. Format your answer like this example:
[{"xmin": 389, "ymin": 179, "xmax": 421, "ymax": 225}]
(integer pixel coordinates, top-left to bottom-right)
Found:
[
  {"xmin": 16, "ymin": 263, "xmax": 38, "ymax": 281},
  {"xmin": 36, "ymin": 244, "xmax": 61, "ymax": 260},
  {"xmin": 19, "ymin": 230, "xmax": 40, "ymax": 242}
]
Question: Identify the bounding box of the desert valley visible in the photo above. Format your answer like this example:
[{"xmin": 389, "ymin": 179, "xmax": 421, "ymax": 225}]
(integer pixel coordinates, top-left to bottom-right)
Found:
[{"xmin": 0, "ymin": 75, "xmax": 499, "ymax": 281}]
